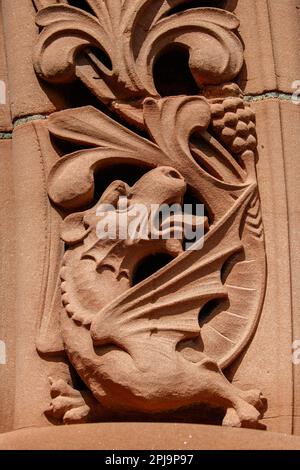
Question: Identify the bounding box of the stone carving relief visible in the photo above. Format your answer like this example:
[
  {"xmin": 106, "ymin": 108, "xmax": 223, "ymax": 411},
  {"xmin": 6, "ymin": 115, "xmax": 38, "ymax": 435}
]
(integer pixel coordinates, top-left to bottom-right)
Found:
[{"xmin": 32, "ymin": 0, "xmax": 267, "ymax": 428}]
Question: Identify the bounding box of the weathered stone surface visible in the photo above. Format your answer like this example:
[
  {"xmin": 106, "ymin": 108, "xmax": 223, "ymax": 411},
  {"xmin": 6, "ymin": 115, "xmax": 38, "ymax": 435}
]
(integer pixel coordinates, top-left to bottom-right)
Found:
[
  {"xmin": 235, "ymin": 0, "xmax": 300, "ymax": 94},
  {"xmin": 251, "ymin": 100, "xmax": 300, "ymax": 433},
  {"xmin": 9, "ymin": 120, "xmax": 66, "ymax": 430},
  {"xmin": 1, "ymin": 422, "xmax": 300, "ymax": 450},
  {"xmin": 226, "ymin": 99, "xmax": 300, "ymax": 434},
  {"xmin": 0, "ymin": 139, "xmax": 15, "ymax": 433},
  {"xmin": 0, "ymin": 4, "xmax": 12, "ymax": 131},
  {"xmin": 1, "ymin": 0, "xmax": 67, "ymax": 120}
]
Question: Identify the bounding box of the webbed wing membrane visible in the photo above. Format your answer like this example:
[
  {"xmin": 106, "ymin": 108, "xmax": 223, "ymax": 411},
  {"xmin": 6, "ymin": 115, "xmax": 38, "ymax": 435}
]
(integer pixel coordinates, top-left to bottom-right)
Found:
[{"xmin": 91, "ymin": 184, "xmax": 263, "ymax": 368}]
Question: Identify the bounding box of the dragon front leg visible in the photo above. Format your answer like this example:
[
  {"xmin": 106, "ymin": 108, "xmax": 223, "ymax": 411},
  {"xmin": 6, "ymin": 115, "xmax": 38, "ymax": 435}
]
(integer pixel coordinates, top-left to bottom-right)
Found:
[{"xmin": 45, "ymin": 377, "xmax": 106, "ymax": 425}]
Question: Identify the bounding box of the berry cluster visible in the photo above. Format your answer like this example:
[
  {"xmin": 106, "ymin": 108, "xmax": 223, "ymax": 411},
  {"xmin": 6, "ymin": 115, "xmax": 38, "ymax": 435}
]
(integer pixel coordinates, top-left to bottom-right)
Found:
[{"xmin": 209, "ymin": 97, "xmax": 257, "ymax": 155}]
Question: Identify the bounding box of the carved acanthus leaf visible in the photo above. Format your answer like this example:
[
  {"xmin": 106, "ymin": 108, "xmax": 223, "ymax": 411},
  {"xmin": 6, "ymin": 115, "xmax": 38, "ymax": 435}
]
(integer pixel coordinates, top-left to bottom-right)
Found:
[
  {"xmin": 47, "ymin": 105, "xmax": 162, "ymax": 209},
  {"xmin": 47, "ymin": 97, "xmax": 255, "ymax": 222},
  {"xmin": 33, "ymin": 2, "xmax": 244, "ymax": 125}
]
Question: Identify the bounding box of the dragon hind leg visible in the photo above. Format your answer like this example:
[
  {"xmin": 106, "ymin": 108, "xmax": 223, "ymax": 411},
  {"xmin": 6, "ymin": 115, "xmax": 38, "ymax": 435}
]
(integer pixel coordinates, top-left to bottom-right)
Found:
[{"xmin": 192, "ymin": 358, "xmax": 266, "ymax": 428}]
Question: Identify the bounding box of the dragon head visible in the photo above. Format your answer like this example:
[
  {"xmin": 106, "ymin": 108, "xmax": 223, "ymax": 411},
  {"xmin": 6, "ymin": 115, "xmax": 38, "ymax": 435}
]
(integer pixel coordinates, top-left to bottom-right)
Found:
[{"xmin": 60, "ymin": 166, "xmax": 187, "ymax": 252}]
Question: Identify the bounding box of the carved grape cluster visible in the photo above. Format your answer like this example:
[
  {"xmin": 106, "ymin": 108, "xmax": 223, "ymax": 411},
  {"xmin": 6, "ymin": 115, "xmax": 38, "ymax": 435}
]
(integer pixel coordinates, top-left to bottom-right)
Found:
[{"xmin": 204, "ymin": 85, "xmax": 257, "ymax": 156}]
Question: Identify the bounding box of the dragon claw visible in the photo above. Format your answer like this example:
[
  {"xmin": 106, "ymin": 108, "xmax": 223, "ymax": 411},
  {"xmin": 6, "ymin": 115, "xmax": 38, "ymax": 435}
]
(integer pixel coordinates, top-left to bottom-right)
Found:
[{"xmin": 46, "ymin": 378, "xmax": 91, "ymax": 424}]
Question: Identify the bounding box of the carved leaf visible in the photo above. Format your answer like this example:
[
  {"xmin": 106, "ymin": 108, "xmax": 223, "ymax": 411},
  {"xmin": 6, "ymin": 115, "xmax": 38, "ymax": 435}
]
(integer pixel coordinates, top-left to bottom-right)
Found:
[
  {"xmin": 34, "ymin": 2, "xmax": 244, "ymax": 122},
  {"xmin": 47, "ymin": 106, "xmax": 164, "ymax": 209},
  {"xmin": 135, "ymin": 7, "xmax": 243, "ymax": 95},
  {"xmin": 48, "ymin": 100, "xmax": 251, "ymax": 220},
  {"xmin": 143, "ymin": 97, "xmax": 249, "ymax": 221},
  {"xmin": 34, "ymin": 5, "xmax": 113, "ymax": 86}
]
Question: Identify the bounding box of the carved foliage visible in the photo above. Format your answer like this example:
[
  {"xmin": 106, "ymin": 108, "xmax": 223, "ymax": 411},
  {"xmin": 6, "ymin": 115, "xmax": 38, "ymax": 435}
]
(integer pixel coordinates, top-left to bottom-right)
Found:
[{"xmin": 33, "ymin": 1, "xmax": 243, "ymax": 125}]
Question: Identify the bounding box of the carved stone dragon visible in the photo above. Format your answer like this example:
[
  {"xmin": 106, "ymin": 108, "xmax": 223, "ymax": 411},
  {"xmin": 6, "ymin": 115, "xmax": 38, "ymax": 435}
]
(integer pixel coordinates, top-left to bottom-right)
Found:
[{"xmin": 33, "ymin": 1, "xmax": 267, "ymax": 428}]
